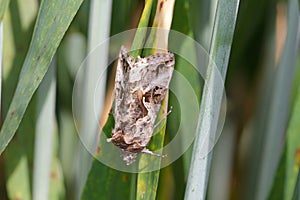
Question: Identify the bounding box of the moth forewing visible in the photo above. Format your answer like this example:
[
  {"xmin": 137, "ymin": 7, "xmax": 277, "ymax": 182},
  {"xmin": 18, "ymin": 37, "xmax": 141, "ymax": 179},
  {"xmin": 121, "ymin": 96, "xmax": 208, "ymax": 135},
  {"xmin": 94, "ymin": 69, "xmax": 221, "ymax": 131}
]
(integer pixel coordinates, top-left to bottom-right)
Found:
[{"xmin": 107, "ymin": 46, "xmax": 175, "ymax": 165}]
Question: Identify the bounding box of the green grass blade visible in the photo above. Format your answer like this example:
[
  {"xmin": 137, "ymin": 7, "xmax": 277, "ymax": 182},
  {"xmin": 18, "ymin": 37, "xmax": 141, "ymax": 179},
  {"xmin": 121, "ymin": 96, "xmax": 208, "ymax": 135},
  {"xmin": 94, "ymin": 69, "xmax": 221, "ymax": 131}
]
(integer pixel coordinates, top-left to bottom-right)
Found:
[
  {"xmin": 207, "ymin": 120, "xmax": 236, "ymax": 200},
  {"xmin": 32, "ymin": 61, "xmax": 57, "ymax": 200},
  {"xmin": 49, "ymin": 157, "xmax": 65, "ymax": 200},
  {"xmin": 81, "ymin": 2, "xmax": 154, "ymax": 199},
  {"xmin": 82, "ymin": 1, "xmax": 165, "ymax": 199},
  {"xmin": 0, "ymin": 0, "xmax": 83, "ymax": 154},
  {"xmin": 6, "ymin": 152, "xmax": 32, "ymax": 200},
  {"xmin": 293, "ymin": 170, "xmax": 300, "ymax": 200},
  {"xmin": 3, "ymin": 1, "xmax": 37, "ymax": 199},
  {"xmin": 130, "ymin": 2, "xmax": 157, "ymax": 199},
  {"xmin": 256, "ymin": 0, "xmax": 300, "ymax": 199},
  {"xmin": 188, "ymin": 0, "xmax": 217, "ymax": 51},
  {"xmin": 0, "ymin": 21, "xmax": 2, "ymax": 117},
  {"xmin": 81, "ymin": 114, "xmax": 133, "ymax": 200},
  {"xmin": 269, "ymin": 36, "xmax": 300, "ymax": 200},
  {"xmin": 268, "ymin": 145, "xmax": 287, "ymax": 200},
  {"xmin": 48, "ymin": 94, "xmax": 66, "ymax": 200},
  {"xmin": 75, "ymin": 0, "xmax": 112, "ymax": 198},
  {"xmin": 130, "ymin": 0, "xmax": 154, "ymax": 58},
  {"xmin": 268, "ymin": 84, "xmax": 300, "ymax": 199},
  {"xmin": 81, "ymin": 161, "xmax": 132, "ymax": 200},
  {"xmin": 136, "ymin": 100, "xmax": 168, "ymax": 200},
  {"xmin": 136, "ymin": 1, "xmax": 175, "ymax": 200},
  {"xmin": 158, "ymin": 3, "xmax": 204, "ymax": 198},
  {"xmin": 284, "ymin": 63, "xmax": 300, "ymax": 200},
  {"xmin": 57, "ymin": 31, "xmax": 86, "ymax": 199},
  {"xmin": 236, "ymin": 1, "xmax": 276, "ymax": 198},
  {"xmin": 0, "ymin": 0, "xmax": 9, "ymax": 20},
  {"xmin": 164, "ymin": 36, "xmax": 202, "ymax": 200},
  {"xmin": 184, "ymin": 0, "xmax": 240, "ymax": 199}
]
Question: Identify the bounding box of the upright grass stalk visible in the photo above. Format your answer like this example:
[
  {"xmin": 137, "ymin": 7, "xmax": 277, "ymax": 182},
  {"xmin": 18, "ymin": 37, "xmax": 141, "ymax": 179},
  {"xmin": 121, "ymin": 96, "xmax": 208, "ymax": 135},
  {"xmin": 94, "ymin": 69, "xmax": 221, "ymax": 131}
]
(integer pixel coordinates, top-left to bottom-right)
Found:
[
  {"xmin": 128, "ymin": 1, "xmax": 155, "ymax": 199},
  {"xmin": 75, "ymin": 0, "xmax": 112, "ymax": 198},
  {"xmin": 0, "ymin": 21, "xmax": 3, "ymax": 118},
  {"xmin": 82, "ymin": 1, "xmax": 175, "ymax": 199},
  {"xmin": 33, "ymin": 59, "xmax": 57, "ymax": 200},
  {"xmin": 293, "ymin": 170, "xmax": 300, "ymax": 199},
  {"xmin": 2, "ymin": 1, "xmax": 38, "ymax": 199},
  {"xmin": 136, "ymin": 1, "xmax": 175, "ymax": 200},
  {"xmin": 130, "ymin": 0, "xmax": 154, "ymax": 58},
  {"xmin": 184, "ymin": 0, "xmax": 239, "ymax": 199},
  {"xmin": 0, "ymin": 0, "xmax": 9, "ymax": 21},
  {"xmin": 0, "ymin": 0, "xmax": 84, "ymax": 154},
  {"xmin": 189, "ymin": 0, "xmax": 218, "ymax": 51},
  {"xmin": 255, "ymin": 0, "xmax": 299, "ymax": 199},
  {"xmin": 282, "ymin": 65, "xmax": 300, "ymax": 200},
  {"xmin": 239, "ymin": 2, "xmax": 276, "ymax": 198}
]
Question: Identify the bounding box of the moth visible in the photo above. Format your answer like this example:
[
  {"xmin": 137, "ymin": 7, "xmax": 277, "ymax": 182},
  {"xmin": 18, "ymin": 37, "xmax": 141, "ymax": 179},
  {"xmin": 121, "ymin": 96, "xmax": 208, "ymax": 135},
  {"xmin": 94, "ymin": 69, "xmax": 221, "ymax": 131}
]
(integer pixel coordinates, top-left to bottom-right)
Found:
[{"xmin": 107, "ymin": 46, "xmax": 175, "ymax": 165}]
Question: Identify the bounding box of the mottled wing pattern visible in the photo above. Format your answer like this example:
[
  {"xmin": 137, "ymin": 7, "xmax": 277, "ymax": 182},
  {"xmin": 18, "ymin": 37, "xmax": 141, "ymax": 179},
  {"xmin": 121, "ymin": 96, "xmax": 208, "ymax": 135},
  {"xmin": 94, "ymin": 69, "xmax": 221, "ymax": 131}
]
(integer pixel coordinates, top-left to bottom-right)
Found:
[
  {"xmin": 130, "ymin": 52, "xmax": 175, "ymax": 146},
  {"xmin": 108, "ymin": 46, "xmax": 175, "ymax": 165},
  {"xmin": 113, "ymin": 46, "xmax": 134, "ymax": 130}
]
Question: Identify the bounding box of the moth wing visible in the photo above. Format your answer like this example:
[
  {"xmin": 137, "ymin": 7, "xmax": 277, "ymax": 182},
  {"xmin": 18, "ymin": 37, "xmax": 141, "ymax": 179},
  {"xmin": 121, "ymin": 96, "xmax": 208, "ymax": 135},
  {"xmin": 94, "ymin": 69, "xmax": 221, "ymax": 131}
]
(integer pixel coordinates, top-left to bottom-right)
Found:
[
  {"xmin": 129, "ymin": 52, "xmax": 175, "ymax": 142},
  {"xmin": 133, "ymin": 52, "xmax": 175, "ymax": 90},
  {"xmin": 134, "ymin": 52, "xmax": 175, "ymax": 112},
  {"xmin": 113, "ymin": 46, "xmax": 135, "ymax": 130}
]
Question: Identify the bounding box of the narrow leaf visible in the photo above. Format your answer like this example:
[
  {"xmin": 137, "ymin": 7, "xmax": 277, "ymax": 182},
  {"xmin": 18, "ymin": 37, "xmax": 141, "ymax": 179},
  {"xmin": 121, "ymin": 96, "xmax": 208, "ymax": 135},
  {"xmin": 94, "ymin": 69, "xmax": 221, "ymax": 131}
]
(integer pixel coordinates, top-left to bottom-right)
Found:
[
  {"xmin": 293, "ymin": 170, "xmax": 300, "ymax": 200},
  {"xmin": 184, "ymin": 0, "xmax": 240, "ymax": 199},
  {"xmin": 130, "ymin": 0, "xmax": 154, "ymax": 58},
  {"xmin": 32, "ymin": 60, "xmax": 57, "ymax": 200},
  {"xmin": 75, "ymin": 0, "xmax": 112, "ymax": 198},
  {"xmin": 0, "ymin": 0, "xmax": 9, "ymax": 20},
  {"xmin": 136, "ymin": 1, "xmax": 175, "ymax": 200},
  {"xmin": 81, "ymin": 114, "xmax": 132, "ymax": 200},
  {"xmin": 81, "ymin": 2, "xmax": 154, "ymax": 199},
  {"xmin": 256, "ymin": 0, "xmax": 299, "ymax": 198},
  {"xmin": 0, "ymin": 21, "xmax": 3, "ymax": 117},
  {"xmin": 0, "ymin": 0, "xmax": 83, "ymax": 154},
  {"xmin": 3, "ymin": 1, "xmax": 38, "ymax": 199}
]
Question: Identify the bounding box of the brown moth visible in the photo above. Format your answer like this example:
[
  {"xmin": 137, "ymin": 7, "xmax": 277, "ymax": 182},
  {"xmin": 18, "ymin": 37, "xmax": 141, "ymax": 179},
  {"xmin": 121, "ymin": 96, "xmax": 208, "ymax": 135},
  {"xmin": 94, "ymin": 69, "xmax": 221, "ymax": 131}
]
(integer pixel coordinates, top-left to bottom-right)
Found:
[{"xmin": 107, "ymin": 46, "xmax": 175, "ymax": 165}]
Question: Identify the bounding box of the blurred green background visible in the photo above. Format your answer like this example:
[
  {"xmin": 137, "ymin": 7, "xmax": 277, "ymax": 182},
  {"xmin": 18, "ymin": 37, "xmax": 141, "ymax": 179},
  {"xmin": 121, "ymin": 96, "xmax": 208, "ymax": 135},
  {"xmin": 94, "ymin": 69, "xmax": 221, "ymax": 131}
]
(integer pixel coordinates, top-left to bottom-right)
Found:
[{"xmin": 0, "ymin": 0, "xmax": 299, "ymax": 199}]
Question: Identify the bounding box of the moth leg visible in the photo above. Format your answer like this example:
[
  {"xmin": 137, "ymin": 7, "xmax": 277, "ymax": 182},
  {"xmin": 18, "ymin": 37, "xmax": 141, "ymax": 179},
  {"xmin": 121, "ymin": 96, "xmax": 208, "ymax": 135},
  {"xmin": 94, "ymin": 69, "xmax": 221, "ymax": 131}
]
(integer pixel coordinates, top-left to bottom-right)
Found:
[
  {"xmin": 154, "ymin": 106, "xmax": 173, "ymax": 129},
  {"xmin": 141, "ymin": 148, "xmax": 166, "ymax": 157},
  {"xmin": 107, "ymin": 138, "xmax": 113, "ymax": 142}
]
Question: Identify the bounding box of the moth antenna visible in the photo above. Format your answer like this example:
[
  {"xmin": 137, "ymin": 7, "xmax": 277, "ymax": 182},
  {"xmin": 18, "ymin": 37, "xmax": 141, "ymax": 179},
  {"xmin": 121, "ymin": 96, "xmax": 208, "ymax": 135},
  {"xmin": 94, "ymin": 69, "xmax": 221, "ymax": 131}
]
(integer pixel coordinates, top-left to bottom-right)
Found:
[{"xmin": 154, "ymin": 106, "xmax": 173, "ymax": 129}]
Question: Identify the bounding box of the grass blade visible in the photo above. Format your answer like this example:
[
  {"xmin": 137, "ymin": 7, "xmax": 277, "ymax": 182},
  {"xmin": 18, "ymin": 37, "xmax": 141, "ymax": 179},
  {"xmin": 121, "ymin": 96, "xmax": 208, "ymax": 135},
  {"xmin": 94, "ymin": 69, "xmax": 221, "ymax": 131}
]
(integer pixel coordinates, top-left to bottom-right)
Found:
[
  {"xmin": 81, "ymin": 114, "xmax": 133, "ymax": 200},
  {"xmin": 255, "ymin": 0, "xmax": 299, "ymax": 199},
  {"xmin": 6, "ymin": 152, "xmax": 32, "ymax": 200},
  {"xmin": 136, "ymin": 1, "xmax": 175, "ymax": 200},
  {"xmin": 3, "ymin": 1, "xmax": 37, "ymax": 199},
  {"xmin": 75, "ymin": 0, "xmax": 112, "ymax": 198},
  {"xmin": 188, "ymin": 0, "xmax": 217, "ymax": 51},
  {"xmin": 0, "ymin": 0, "xmax": 9, "ymax": 20},
  {"xmin": 269, "ymin": 72, "xmax": 300, "ymax": 199},
  {"xmin": 32, "ymin": 60, "xmax": 57, "ymax": 200},
  {"xmin": 237, "ymin": 1, "xmax": 276, "ymax": 198},
  {"xmin": 184, "ymin": 0, "xmax": 240, "ymax": 199},
  {"xmin": 269, "ymin": 20, "xmax": 300, "ymax": 200},
  {"xmin": 0, "ymin": 0, "xmax": 83, "ymax": 154},
  {"xmin": 293, "ymin": 170, "xmax": 300, "ymax": 200},
  {"xmin": 130, "ymin": 0, "xmax": 154, "ymax": 58},
  {"xmin": 57, "ymin": 31, "xmax": 86, "ymax": 199},
  {"xmin": 0, "ymin": 21, "xmax": 3, "ymax": 117},
  {"xmin": 284, "ymin": 56, "xmax": 300, "ymax": 200},
  {"xmin": 82, "ymin": 1, "xmax": 156, "ymax": 199}
]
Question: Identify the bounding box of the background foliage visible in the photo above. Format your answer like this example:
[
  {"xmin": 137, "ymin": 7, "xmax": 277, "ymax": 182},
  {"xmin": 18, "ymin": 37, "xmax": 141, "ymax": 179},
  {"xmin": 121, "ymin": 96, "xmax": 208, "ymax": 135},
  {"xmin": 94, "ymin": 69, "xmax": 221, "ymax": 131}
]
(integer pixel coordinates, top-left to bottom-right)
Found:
[{"xmin": 0, "ymin": 0, "xmax": 299, "ymax": 199}]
